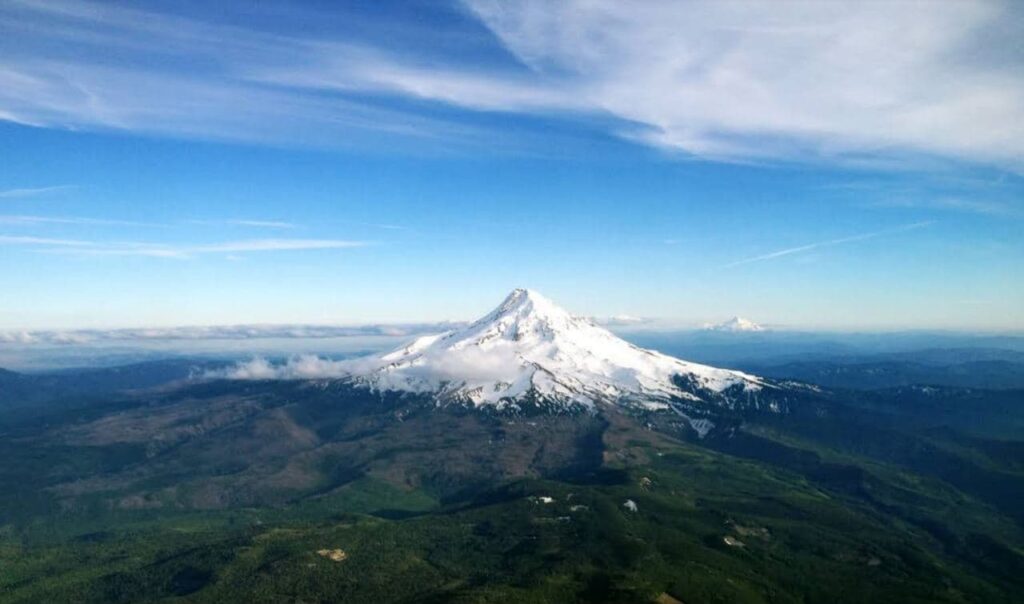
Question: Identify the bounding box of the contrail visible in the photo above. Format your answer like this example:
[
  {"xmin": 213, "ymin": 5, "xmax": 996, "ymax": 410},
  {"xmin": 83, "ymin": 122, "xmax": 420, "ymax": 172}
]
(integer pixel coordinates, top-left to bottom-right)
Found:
[{"xmin": 722, "ymin": 221, "xmax": 934, "ymax": 268}]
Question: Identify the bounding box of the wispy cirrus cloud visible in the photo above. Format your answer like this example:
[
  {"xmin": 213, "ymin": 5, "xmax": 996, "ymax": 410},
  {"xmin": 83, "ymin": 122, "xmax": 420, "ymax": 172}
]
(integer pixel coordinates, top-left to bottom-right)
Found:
[
  {"xmin": 0, "ymin": 234, "xmax": 94, "ymax": 247},
  {"xmin": 818, "ymin": 175, "xmax": 1024, "ymax": 218},
  {"xmin": 188, "ymin": 219, "xmax": 298, "ymax": 229},
  {"xmin": 228, "ymin": 220, "xmax": 296, "ymax": 229},
  {"xmin": 0, "ymin": 234, "xmax": 366, "ymax": 258},
  {"xmin": 0, "ymin": 0, "xmax": 497, "ymax": 151},
  {"xmin": 0, "ymin": 214, "xmax": 160, "ymax": 227},
  {"xmin": 169, "ymin": 239, "xmax": 364, "ymax": 256},
  {"xmin": 462, "ymin": 0, "xmax": 1024, "ymax": 168},
  {"xmin": 869, "ymin": 197, "xmax": 1022, "ymax": 218},
  {"xmin": 359, "ymin": 222, "xmax": 407, "ymax": 231},
  {"xmin": 0, "ymin": 185, "xmax": 76, "ymax": 199},
  {"xmin": 1, "ymin": 0, "xmax": 1023, "ymax": 168},
  {"xmin": 722, "ymin": 221, "xmax": 934, "ymax": 268}
]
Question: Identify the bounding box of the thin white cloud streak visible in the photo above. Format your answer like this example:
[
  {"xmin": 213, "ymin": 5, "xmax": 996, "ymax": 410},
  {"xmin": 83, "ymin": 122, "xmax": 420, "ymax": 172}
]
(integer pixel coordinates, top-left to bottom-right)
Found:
[
  {"xmin": 69, "ymin": 238, "xmax": 367, "ymax": 258},
  {"xmin": 228, "ymin": 220, "xmax": 296, "ymax": 229},
  {"xmin": 181, "ymin": 239, "xmax": 363, "ymax": 255},
  {"xmin": 0, "ymin": 234, "xmax": 366, "ymax": 258},
  {"xmin": 0, "ymin": 185, "xmax": 76, "ymax": 198},
  {"xmin": 1, "ymin": 0, "xmax": 1022, "ymax": 167},
  {"xmin": 258, "ymin": 51, "xmax": 581, "ymax": 114},
  {"xmin": 819, "ymin": 177, "xmax": 1023, "ymax": 217},
  {"xmin": 870, "ymin": 197, "xmax": 1022, "ymax": 218},
  {"xmin": 1, "ymin": 215, "xmax": 316, "ymax": 230},
  {"xmin": 188, "ymin": 219, "xmax": 299, "ymax": 229},
  {"xmin": 0, "ymin": 214, "xmax": 159, "ymax": 227},
  {"xmin": 0, "ymin": 234, "xmax": 95, "ymax": 246},
  {"xmin": 338, "ymin": 220, "xmax": 410, "ymax": 232},
  {"xmin": 721, "ymin": 221, "xmax": 934, "ymax": 268}
]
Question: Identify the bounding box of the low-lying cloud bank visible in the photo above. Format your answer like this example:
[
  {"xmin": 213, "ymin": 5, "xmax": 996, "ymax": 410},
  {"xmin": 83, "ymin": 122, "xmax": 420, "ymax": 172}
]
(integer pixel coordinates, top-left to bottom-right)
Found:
[
  {"xmin": 0, "ymin": 322, "xmax": 463, "ymax": 346},
  {"xmin": 1, "ymin": 318, "xmax": 660, "ymax": 347},
  {"xmin": 208, "ymin": 340, "xmax": 526, "ymax": 385},
  {"xmin": 593, "ymin": 315, "xmax": 652, "ymax": 327},
  {"xmin": 210, "ymin": 355, "xmax": 355, "ymax": 380}
]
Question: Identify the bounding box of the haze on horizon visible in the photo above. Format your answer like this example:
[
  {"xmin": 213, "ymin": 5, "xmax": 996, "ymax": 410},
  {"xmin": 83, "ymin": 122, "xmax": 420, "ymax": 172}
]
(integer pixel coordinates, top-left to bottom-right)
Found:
[{"xmin": 1, "ymin": 0, "xmax": 1023, "ymax": 333}]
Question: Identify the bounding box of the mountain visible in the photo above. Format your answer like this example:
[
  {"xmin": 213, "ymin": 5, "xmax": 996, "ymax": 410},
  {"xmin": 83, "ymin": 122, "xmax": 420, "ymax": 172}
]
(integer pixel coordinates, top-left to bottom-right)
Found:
[
  {"xmin": 349, "ymin": 289, "xmax": 765, "ymax": 413},
  {"xmin": 704, "ymin": 316, "xmax": 766, "ymax": 332}
]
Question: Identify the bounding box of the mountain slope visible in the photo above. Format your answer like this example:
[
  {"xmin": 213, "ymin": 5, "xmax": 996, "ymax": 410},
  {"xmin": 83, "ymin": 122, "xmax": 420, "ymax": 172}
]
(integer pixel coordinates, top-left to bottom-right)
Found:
[
  {"xmin": 4, "ymin": 374, "xmax": 1022, "ymax": 604},
  {"xmin": 349, "ymin": 289, "xmax": 765, "ymax": 410}
]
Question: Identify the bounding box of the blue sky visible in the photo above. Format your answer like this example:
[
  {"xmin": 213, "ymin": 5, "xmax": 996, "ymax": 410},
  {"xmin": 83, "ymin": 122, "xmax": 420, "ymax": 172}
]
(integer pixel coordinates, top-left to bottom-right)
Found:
[{"xmin": 1, "ymin": 0, "xmax": 1022, "ymax": 332}]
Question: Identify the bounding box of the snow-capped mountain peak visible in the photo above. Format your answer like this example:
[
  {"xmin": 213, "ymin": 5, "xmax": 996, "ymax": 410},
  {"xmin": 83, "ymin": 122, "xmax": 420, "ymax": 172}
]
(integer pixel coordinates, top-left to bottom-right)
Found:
[
  {"xmin": 705, "ymin": 316, "xmax": 766, "ymax": 332},
  {"xmin": 445, "ymin": 288, "xmax": 592, "ymax": 349},
  {"xmin": 351, "ymin": 289, "xmax": 764, "ymax": 410}
]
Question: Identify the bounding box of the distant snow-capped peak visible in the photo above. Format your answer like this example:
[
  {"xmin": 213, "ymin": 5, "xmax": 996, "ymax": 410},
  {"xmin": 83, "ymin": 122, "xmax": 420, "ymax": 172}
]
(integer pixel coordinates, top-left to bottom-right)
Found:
[
  {"xmin": 704, "ymin": 316, "xmax": 766, "ymax": 332},
  {"xmin": 351, "ymin": 289, "xmax": 763, "ymax": 409}
]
